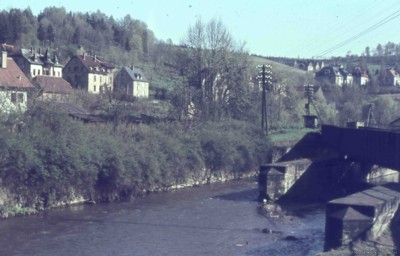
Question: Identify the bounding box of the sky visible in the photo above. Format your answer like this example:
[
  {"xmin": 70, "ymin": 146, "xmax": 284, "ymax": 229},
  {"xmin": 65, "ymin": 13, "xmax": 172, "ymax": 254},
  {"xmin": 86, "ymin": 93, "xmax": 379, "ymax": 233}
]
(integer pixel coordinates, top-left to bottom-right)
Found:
[{"xmin": 1, "ymin": 0, "xmax": 400, "ymax": 58}]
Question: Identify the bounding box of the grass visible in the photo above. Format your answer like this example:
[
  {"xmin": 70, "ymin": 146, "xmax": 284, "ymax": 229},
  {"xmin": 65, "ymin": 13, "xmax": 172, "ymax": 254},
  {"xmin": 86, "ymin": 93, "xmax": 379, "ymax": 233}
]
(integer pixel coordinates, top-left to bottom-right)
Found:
[{"xmin": 269, "ymin": 128, "xmax": 320, "ymax": 143}]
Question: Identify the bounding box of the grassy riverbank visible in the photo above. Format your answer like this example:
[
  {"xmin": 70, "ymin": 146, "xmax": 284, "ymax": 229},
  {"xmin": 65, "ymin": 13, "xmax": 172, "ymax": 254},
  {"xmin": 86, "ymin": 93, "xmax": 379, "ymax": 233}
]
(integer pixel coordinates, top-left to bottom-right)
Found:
[{"xmin": 0, "ymin": 104, "xmax": 272, "ymax": 217}]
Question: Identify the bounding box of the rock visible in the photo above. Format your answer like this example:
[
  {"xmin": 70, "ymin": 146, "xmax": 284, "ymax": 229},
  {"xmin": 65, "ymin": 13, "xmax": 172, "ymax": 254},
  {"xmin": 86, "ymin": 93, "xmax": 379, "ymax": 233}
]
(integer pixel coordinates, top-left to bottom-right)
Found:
[
  {"xmin": 284, "ymin": 235, "xmax": 298, "ymax": 241},
  {"xmin": 262, "ymin": 228, "xmax": 272, "ymax": 234}
]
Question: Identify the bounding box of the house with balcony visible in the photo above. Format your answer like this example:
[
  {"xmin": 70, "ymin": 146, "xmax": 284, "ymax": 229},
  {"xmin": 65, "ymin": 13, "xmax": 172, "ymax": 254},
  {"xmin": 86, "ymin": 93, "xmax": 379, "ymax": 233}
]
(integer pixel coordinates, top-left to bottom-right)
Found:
[
  {"xmin": 0, "ymin": 51, "xmax": 34, "ymax": 113},
  {"xmin": 12, "ymin": 48, "xmax": 63, "ymax": 79},
  {"xmin": 114, "ymin": 66, "xmax": 149, "ymax": 98},
  {"xmin": 63, "ymin": 53, "xmax": 115, "ymax": 94}
]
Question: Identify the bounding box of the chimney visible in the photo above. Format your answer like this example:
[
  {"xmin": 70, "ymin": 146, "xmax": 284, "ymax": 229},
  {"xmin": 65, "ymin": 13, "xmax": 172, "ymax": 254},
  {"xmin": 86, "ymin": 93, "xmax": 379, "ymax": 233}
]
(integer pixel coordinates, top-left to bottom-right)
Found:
[
  {"xmin": 83, "ymin": 52, "xmax": 86, "ymax": 60},
  {"xmin": 1, "ymin": 51, "xmax": 7, "ymax": 69}
]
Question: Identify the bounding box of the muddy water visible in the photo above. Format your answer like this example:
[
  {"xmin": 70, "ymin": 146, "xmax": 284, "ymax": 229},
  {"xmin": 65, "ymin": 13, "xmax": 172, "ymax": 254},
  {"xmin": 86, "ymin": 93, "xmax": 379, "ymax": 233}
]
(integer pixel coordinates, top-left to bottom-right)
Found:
[{"xmin": 0, "ymin": 179, "xmax": 325, "ymax": 256}]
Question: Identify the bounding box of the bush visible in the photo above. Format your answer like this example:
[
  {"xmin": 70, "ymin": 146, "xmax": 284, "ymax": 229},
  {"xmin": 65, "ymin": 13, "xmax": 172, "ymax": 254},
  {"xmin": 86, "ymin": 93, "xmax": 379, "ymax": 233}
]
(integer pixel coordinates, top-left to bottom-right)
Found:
[{"xmin": 0, "ymin": 105, "xmax": 272, "ymax": 210}]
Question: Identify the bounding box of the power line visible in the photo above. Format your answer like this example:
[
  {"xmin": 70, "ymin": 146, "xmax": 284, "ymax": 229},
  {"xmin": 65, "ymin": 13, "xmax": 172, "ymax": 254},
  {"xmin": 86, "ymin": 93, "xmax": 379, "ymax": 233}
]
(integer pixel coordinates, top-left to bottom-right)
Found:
[
  {"xmin": 315, "ymin": 8, "xmax": 400, "ymax": 57},
  {"xmin": 300, "ymin": 1, "xmax": 393, "ymax": 56},
  {"xmin": 286, "ymin": 0, "xmax": 382, "ymax": 57}
]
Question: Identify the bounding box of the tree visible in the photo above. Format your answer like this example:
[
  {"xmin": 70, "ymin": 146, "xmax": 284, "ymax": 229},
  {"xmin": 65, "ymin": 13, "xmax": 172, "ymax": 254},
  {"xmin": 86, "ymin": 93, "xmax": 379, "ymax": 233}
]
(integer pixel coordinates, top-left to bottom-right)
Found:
[
  {"xmin": 47, "ymin": 24, "xmax": 55, "ymax": 43},
  {"xmin": 365, "ymin": 46, "xmax": 370, "ymax": 60},
  {"xmin": 376, "ymin": 43, "xmax": 383, "ymax": 57},
  {"xmin": 181, "ymin": 18, "xmax": 249, "ymax": 121}
]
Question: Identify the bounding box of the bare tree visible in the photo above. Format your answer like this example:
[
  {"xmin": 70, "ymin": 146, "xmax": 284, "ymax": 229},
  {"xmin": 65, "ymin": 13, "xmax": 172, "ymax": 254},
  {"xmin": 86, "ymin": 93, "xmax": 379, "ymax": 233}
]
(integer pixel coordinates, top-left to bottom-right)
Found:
[{"xmin": 181, "ymin": 18, "xmax": 249, "ymax": 121}]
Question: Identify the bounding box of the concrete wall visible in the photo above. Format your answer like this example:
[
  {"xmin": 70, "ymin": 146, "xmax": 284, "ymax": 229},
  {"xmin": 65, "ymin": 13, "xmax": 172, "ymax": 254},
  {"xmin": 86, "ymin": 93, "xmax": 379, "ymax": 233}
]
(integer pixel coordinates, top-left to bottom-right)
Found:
[
  {"xmin": 259, "ymin": 159, "xmax": 312, "ymax": 201},
  {"xmin": 324, "ymin": 184, "xmax": 400, "ymax": 251}
]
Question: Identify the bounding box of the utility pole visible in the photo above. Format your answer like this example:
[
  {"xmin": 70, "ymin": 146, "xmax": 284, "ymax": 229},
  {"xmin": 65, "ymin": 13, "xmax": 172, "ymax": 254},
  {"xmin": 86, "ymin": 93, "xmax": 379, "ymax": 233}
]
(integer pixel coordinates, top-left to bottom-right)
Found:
[
  {"xmin": 257, "ymin": 64, "xmax": 272, "ymax": 135},
  {"xmin": 304, "ymin": 84, "xmax": 314, "ymax": 116}
]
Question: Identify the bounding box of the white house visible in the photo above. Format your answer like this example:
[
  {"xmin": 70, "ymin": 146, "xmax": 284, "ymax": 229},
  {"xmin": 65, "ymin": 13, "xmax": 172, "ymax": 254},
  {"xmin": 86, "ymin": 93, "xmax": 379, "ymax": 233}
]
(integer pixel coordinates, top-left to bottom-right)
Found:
[{"xmin": 0, "ymin": 51, "xmax": 33, "ymax": 114}]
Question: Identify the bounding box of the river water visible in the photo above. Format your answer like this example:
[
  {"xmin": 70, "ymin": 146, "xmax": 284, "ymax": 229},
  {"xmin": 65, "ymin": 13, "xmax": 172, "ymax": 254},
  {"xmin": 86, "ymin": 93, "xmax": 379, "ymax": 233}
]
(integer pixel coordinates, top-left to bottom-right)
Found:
[{"xmin": 0, "ymin": 178, "xmax": 325, "ymax": 256}]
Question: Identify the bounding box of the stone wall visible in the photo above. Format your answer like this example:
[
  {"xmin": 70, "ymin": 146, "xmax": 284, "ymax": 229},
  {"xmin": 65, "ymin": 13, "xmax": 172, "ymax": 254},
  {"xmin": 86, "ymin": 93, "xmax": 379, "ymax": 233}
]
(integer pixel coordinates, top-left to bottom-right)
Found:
[
  {"xmin": 259, "ymin": 159, "xmax": 312, "ymax": 201},
  {"xmin": 324, "ymin": 184, "xmax": 400, "ymax": 251}
]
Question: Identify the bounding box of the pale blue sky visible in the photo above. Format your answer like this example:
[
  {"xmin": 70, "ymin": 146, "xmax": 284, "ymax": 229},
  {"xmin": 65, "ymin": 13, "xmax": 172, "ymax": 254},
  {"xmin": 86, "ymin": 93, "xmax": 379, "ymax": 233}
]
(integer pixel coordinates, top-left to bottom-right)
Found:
[{"xmin": 1, "ymin": 0, "xmax": 400, "ymax": 58}]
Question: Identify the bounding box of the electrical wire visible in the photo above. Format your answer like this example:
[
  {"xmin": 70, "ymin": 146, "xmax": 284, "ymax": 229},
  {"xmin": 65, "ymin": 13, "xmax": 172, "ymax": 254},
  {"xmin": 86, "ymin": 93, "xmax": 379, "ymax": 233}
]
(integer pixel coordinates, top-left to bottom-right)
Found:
[
  {"xmin": 286, "ymin": 0, "xmax": 382, "ymax": 57},
  {"xmin": 315, "ymin": 8, "xmax": 400, "ymax": 57}
]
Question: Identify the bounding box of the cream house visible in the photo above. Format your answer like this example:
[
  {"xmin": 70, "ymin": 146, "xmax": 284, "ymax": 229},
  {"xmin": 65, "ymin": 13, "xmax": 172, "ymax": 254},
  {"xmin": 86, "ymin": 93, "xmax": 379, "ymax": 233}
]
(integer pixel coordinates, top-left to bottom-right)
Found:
[
  {"xmin": 114, "ymin": 66, "xmax": 149, "ymax": 98},
  {"xmin": 63, "ymin": 53, "xmax": 115, "ymax": 94},
  {"xmin": 0, "ymin": 51, "xmax": 33, "ymax": 113},
  {"xmin": 12, "ymin": 48, "xmax": 63, "ymax": 79}
]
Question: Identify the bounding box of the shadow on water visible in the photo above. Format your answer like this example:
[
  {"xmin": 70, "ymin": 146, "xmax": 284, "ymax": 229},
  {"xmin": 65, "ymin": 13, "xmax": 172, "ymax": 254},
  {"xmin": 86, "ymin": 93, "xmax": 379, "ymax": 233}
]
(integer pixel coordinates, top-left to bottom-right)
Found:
[{"xmin": 214, "ymin": 188, "xmax": 259, "ymax": 202}]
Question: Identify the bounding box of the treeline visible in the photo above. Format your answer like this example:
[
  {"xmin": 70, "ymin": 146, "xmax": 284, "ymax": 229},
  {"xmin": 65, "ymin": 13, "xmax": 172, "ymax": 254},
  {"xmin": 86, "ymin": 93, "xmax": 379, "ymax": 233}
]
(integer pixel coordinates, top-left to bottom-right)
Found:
[
  {"xmin": 0, "ymin": 7, "xmax": 155, "ymax": 64},
  {"xmin": 0, "ymin": 103, "xmax": 271, "ymax": 215}
]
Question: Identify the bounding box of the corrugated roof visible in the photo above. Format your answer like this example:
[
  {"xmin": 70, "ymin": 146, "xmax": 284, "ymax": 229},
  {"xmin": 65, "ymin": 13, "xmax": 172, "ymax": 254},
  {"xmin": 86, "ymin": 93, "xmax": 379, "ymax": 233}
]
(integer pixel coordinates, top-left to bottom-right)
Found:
[
  {"xmin": 0, "ymin": 58, "xmax": 33, "ymax": 89},
  {"xmin": 34, "ymin": 76, "xmax": 73, "ymax": 94}
]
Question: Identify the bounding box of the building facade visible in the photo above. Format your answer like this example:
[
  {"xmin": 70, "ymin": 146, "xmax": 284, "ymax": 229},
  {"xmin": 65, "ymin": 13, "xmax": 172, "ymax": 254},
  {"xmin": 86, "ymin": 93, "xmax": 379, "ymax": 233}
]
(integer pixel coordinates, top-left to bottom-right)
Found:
[
  {"xmin": 0, "ymin": 51, "xmax": 33, "ymax": 113},
  {"xmin": 63, "ymin": 53, "xmax": 115, "ymax": 94},
  {"xmin": 12, "ymin": 48, "xmax": 63, "ymax": 79},
  {"xmin": 114, "ymin": 66, "xmax": 149, "ymax": 98}
]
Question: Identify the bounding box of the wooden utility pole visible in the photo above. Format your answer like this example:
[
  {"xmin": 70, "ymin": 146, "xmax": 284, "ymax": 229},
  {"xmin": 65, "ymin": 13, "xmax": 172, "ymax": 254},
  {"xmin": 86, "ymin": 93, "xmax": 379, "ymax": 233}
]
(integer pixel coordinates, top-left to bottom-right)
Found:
[{"xmin": 258, "ymin": 64, "xmax": 272, "ymax": 135}]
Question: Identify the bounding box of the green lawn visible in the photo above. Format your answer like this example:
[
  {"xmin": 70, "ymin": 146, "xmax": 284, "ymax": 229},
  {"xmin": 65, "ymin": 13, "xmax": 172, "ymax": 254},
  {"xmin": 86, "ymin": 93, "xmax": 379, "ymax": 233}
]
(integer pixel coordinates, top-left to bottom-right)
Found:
[{"xmin": 269, "ymin": 128, "xmax": 320, "ymax": 143}]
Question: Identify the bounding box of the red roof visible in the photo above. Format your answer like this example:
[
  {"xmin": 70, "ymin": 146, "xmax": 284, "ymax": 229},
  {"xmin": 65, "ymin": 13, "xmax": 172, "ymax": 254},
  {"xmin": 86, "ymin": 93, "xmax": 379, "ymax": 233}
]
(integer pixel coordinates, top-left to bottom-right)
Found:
[
  {"xmin": 76, "ymin": 54, "xmax": 114, "ymax": 75},
  {"xmin": 0, "ymin": 58, "xmax": 33, "ymax": 88},
  {"xmin": 34, "ymin": 76, "xmax": 73, "ymax": 94}
]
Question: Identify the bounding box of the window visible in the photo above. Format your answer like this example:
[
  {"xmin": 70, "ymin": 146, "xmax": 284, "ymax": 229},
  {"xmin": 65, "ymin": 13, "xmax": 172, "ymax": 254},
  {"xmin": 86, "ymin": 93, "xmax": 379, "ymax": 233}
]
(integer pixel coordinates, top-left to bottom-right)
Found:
[
  {"xmin": 94, "ymin": 75, "xmax": 96, "ymax": 82},
  {"xmin": 11, "ymin": 93, "xmax": 16, "ymax": 103},
  {"xmin": 94, "ymin": 85, "xmax": 97, "ymax": 92},
  {"xmin": 33, "ymin": 69, "xmax": 36, "ymax": 76},
  {"xmin": 18, "ymin": 93, "xmax": 24, "ymax": 103},
  {"xmin": 11, "ymin": 92, "xmax": 24, "ymax": 103}
]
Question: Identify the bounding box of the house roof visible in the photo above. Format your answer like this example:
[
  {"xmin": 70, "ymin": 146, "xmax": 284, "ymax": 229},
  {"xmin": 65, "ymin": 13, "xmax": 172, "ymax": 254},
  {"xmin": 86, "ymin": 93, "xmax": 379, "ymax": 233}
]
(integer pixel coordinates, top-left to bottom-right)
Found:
[
  {"xmin": 352, "ymin": 68, "xmax": 369, "ymax": 78},
  {"xmin": 54, "ymin": 102, "xmax": 106, "ymax": 123},
  {"xmin": 316, "ymin": 66, "xmax": 350, "ymax": 78},
  {"xmin": 0, "ymin": 58, "xmax": 33, "ymax": 89},
  {"xmin": 387, "ymin": 68, "xmax": 399, "ymax": 77},
  {"xmin": 122, "ymin": 66, "xmax": 149, "ymax": 82},
  {"xmin": 75, "ymin": 54, "xmax": 115, "ymax": 75},
  {"xmin": 34, "ymin": 76, "xmax": 73, "ymax": 94},
  {"xmin": 16, "ymin": 48, "xmax": 63, "ymax": 67}
]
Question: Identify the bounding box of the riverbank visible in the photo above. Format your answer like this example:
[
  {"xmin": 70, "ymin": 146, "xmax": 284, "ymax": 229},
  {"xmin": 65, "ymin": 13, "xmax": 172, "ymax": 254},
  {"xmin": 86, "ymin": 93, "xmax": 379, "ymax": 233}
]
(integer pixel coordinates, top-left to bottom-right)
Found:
[{"xmin": 0, "ymin": 169, "xmax": 260, "ymax": 218}]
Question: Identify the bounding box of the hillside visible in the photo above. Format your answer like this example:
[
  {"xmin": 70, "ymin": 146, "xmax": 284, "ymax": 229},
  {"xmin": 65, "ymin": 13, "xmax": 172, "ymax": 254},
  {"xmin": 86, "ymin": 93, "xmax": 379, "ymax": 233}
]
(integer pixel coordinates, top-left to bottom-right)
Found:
[{"xmin": 250, "ymin": 55, "xmax": 314, "ymax": 87}]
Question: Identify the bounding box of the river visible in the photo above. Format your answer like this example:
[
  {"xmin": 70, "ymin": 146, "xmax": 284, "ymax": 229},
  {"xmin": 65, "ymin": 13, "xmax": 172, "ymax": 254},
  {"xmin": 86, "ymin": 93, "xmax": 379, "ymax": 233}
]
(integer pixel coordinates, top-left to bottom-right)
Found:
[{"xmin": 0, "ymin": 178, "xmax": 325, "ymax": 256}]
